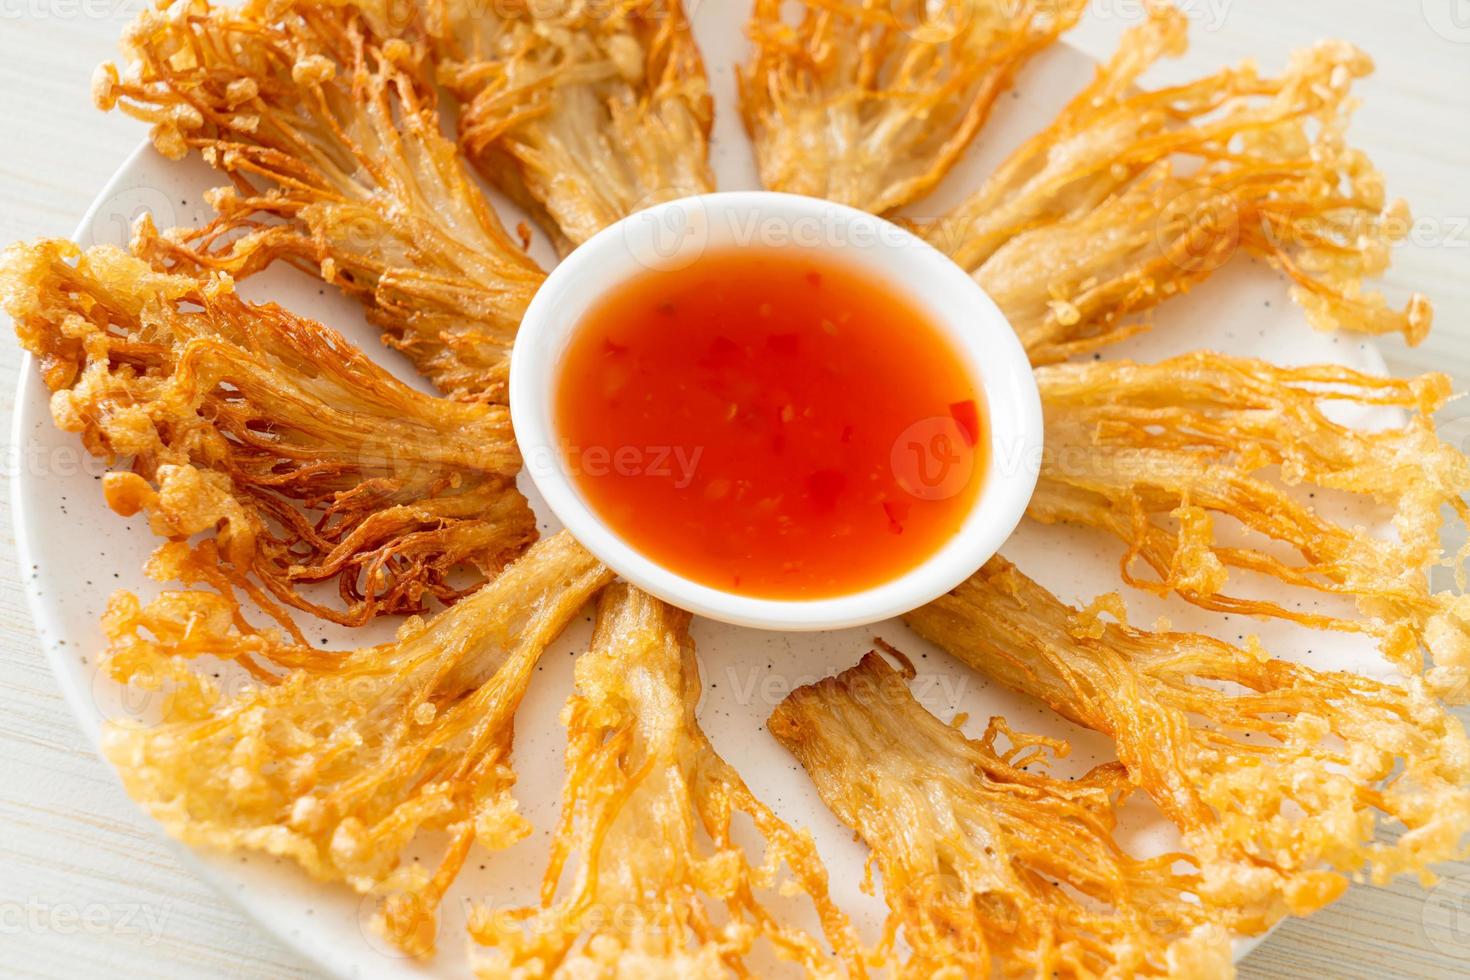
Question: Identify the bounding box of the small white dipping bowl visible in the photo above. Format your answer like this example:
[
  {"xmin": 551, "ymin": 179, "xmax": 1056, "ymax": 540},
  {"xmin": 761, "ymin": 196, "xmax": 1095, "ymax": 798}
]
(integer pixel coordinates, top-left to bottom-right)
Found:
[{"xmin": 511, "ymin": 191, "xmax": 1041, "ymax": 631}]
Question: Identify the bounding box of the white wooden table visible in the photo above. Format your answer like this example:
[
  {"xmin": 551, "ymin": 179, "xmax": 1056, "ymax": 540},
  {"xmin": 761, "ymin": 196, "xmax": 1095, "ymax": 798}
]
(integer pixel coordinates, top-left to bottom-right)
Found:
[{"xmin": 2, "ymin": 2, "xmax": 1468, "ymax": 977}]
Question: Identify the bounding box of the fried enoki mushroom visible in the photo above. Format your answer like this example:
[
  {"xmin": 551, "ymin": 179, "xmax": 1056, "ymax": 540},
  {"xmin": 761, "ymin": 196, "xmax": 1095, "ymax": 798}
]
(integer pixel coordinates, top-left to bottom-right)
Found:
[
  {"xmin": 907, "ymin": 557, "xmax": 1470, "ymax": 933},
  {"xmin": 1033, "ymin": 352, "xmax": 1470, "ymax": 702},
  {"xmin": 470, "ymin": 584, "xmax": 864, "ymax": 978},
  {"xmin": 95, "ymin": 0, "xmax": 545, "ymax": 401},
  {"xmin": 770, "ymin": 651, "xmax": 1235, "ymax": 979},
  {"xmin": 428, "ymin": 0, "xmax": 715, "ymax": 256},
  {"xmin": 739, "ymin": 0, "xmax": 1086, "ymax": 213},
  {"xmin": 0, "ymin": 239, "xmax": 535, "ymax": 629},
  {"xmin": 103, "ymin": 532, "xmax": 614, "ymax": 958},
  {"xmin": 923, "ymin": 6, "xmax": 1429, "ymax": 362}
]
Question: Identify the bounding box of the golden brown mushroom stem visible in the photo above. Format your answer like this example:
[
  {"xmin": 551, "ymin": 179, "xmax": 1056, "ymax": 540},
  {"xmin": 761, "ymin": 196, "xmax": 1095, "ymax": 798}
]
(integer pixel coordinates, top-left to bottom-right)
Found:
[
  {"xmin": 470, "ymin": 583, "xmax": 866, "ymax": 978},
  {"xmin": 102, "ymin": 531, "xmax": 614, "ymax": 959},
  {"xmin": 907, "ymin": 556, "xmax": 1470, "ymax": 930},
  {"xmin": 429, "ymin": 0, "xmax": 716, "ymax": 256},
  {"xmin": 771, "ymin": 650, "xmax": 1236, "ymax": 979},
  {"xmin": 1, "ymin": 238, "xmax": 536, "ymax": 629},
  {"xmin": 96, "ymin": 0, "xmax": 544, "ymax": 402},
  {"xmin": 739, "ymin": 0, "xmax": 1088, "ymax": 214}
]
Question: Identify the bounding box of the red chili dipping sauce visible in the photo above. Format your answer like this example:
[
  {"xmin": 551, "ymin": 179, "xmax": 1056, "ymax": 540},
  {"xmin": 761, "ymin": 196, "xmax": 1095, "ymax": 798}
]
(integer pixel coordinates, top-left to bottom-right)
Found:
[{"xmin": 555, "ymin": 248, "xmax": 984, "ymax": 599}]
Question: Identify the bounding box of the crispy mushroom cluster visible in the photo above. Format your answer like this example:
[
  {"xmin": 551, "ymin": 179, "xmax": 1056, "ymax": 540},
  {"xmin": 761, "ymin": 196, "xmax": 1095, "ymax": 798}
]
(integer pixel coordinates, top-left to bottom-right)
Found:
[
  {"xmin": 1033, "ymin": 353, "xmax": 1470, "ymax": 701},
  {"xmin": 0, "ymin": 239, "xmax": 534, "ymax": 629},
  {"xmin": 102, "ymin": 532, "xmax": 612, "ymax": 956},
  {"xmin": 770, "ymin": 651, "xmax": 1236, "ymax": 978},
  {"xmin": 3, "ymin": 0, "xmax": 1467, "ymax": 975},
  {"xmin": 739, "ymin": 0, "xmax": 1090, "ymax": 213},
  {"xmin": 428, "ymin": 0, "xmax": 715, "ymax": 254},
  {"xmin": 94, "ymin": 0, "xmax": 546, "ymax": 401},
  {"xmin": 469, "ymin": 585, "xmax": 864, "ymax": 977},
  {"xmin": 921, "ymin": 5, "xmax": 1431, "ymax": 361},
  {"xmin": 907, "ymin": 559, "xmax": 1470, "ymax": 932}
]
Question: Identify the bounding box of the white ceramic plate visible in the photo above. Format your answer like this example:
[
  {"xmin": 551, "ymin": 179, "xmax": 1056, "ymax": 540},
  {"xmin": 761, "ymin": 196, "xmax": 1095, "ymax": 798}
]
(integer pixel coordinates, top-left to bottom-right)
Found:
[{"xmin": 10, "ymin": 10, "xmax": 1400, "ymax": 978}]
